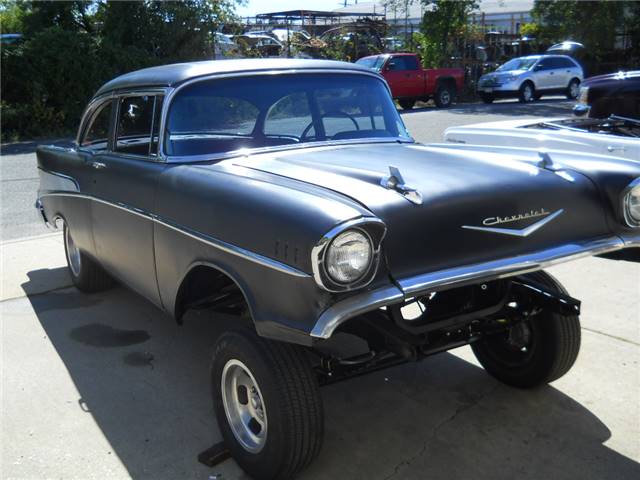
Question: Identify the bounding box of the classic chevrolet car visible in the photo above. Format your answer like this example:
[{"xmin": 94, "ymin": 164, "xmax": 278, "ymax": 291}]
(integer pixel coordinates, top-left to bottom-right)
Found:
[
  {"xmin": 36, "ymin": 59, "xmax": 640, "ymax": 480},
  {"xmin": 444, "ymin": 116, "xmax": 640, "ymax": 162}
]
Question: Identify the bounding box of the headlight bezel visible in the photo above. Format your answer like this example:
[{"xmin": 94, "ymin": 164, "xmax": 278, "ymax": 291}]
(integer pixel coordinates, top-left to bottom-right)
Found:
[
  {"xmin": 622, "ymin": 178, "xmax": 640, "ymax": 228},
  {"xmin": 325, "ymin": 229, "xmax": 373, "ymax": 285},
  {"xmin": 311, "ymin": 218, "xmax": 386, "ymax": 292}
]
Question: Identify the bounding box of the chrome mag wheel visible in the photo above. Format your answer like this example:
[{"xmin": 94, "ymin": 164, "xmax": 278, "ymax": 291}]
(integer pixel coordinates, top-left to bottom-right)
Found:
[
  {"xmin": 64, "ymin": 224, "xmax": 82, "ymax": 277},
  {"xmin": 221, "ymin": 359, "xmax": 268, "ymax": 453},
  {"xmin": 523, "ymin": 84, "xmax": 533, "ymax": 102},
  {"xmin": 440, "ymin": 89, "xmax": 451, "ymax": 105}
]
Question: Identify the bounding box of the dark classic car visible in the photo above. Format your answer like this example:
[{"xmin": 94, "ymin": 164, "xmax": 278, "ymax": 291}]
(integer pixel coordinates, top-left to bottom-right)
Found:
[
  {"xmin": 574, "ymin": 70, "xmax": 640, "ymax": 119},
  {"xmin": 36, "ymin": 59, "xmax": 640, "ymax": 479}
]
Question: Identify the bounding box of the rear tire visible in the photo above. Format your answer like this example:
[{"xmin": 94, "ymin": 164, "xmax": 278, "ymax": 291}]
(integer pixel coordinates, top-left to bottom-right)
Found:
[
  {"xmin": 398, "ymin": 98, "xmax": 416, "ymax": 110},
  {"xmin": 212, "ymin": 329, "xmax": 324, "ymax": 480},
  {"xmin": 479, "ymin": 92, "xmax": 494, "ymax": 104},
  {"xmin": 518, "ymin": 81, "xmax": 535, "ymax": 103},
  {"xmin": 471, "ymin": 271, "xmax": 581, "ymax": 389},
  {"xmin": 566, "ymin": 78, "xmax": 580, "ymax": 99},
  {"xmin": 63, "ymin": 223, "xmax": 114, "ymax": 292},
  {"xmin": 434, "ymin": 84, "xmax": 454, "ymax": 108}
]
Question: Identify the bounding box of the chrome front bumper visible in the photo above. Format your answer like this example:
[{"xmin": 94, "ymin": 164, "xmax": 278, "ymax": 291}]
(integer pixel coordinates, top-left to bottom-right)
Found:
[{"xmin": 310, "ymin": 235, "xmax": 637, "ymax": 339}]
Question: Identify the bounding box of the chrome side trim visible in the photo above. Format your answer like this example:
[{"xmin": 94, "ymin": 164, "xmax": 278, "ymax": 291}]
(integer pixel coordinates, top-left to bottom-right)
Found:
[
  {"xmin": 37, "ymin": 192, "xmax": 309, "ymax": 278},
  {"xmin": 37, "ymin": 168, "xmax": 79, "ymax": 193},
  {"xmin": 155, "ymin": 217, "xmax": 309, "ymax": 278},
  {"xmin": 310, "ymin": 236, "xmax": 626, "ymax": 339}
]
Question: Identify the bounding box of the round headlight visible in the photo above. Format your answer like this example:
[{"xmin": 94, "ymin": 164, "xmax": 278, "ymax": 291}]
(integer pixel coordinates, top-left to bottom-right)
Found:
[
  {"xmin": 325, "ymin": 230, "xmax": 372, "ymax": 284},
  {"xmin": 624, "ymin": 183, "xmax": 640, "ymax": 227}
]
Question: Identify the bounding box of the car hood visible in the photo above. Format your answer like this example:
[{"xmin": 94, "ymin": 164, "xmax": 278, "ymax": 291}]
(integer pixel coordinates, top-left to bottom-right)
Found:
[
  {"xmin": 583, "ymin": 70, "xmax": 640, "ymax": 87},
  {"xmin": 231, "ymin": 142, "xmax": 611, "ymax": 281}
]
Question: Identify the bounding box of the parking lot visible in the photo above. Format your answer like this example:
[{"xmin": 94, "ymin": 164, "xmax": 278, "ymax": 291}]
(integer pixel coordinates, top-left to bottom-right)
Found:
[{"xmin": 2, "ymin": 99, "xmax": 639, "ymax": 480}]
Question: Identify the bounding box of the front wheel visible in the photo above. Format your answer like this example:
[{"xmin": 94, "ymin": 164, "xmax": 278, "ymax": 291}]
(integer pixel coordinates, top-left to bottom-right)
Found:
[
  {"xmin": 212, "ymin": 330, "xmax": 324, "ymax": 480},
  {"xmin": 518, "ymin": 81, "xmax": 535, "ymax": 103},
  {"xmin": 566, "ymin": 78, "xmax": 581, "ymax": 99},
  {"xmin": 63, "ymin": 222, "xmax": 114, "ymax": 292},
  {"xmin": 471, "ymin": 271, "xmax": 581, "ymax": 389}
]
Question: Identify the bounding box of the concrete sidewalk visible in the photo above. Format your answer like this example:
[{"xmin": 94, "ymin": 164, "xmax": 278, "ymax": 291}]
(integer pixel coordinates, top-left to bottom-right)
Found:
[{"xmin": 1, "ymin": 234, "xmax": 639, "ymax": 479}]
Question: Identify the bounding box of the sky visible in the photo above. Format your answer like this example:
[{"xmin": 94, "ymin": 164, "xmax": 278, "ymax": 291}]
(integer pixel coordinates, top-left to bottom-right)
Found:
[{"xmin": 235, "ymin": 0, "xmax": 352, "ymax": 17}]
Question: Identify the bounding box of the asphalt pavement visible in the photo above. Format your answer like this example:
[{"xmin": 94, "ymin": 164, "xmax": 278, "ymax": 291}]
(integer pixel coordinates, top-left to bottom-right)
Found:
[{"xmin": 2, "ymin": 97, "xmax": 639, "ymax": 480}]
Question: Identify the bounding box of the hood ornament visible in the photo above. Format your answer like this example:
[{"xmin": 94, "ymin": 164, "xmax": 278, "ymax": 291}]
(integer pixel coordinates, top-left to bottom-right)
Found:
[
  {"xmin": 462, "ymin": 209, "xmax": 564, "ymax": 237},
  {"xmin": 380, "ymin": 166, "xmax": 423, "ymax": 205}
]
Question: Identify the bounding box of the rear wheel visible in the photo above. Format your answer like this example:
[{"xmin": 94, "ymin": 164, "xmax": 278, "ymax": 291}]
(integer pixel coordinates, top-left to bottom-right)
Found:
[
  {"xmin": 434, "ymin": 84, "xmax": 454, "ymax": 108},
  {"xmin": 518, "ymin": 81, "xmax": 535, "ymax": 103},
  {"xmin": 63, "ymin": 222, "xmax": 114, "ymax": 292},
  {"xmin": 566, "ymin": 78, "xmax": 580, "ymax": 99},
  {"xmin": 212, "ymin": 329, "xmax": 323, "ymax": 480},
  {"xmin": 398, "ymin": 98, "xmax": 416, "ymax": 110},
  {"xmin": 471, "ymin": 271, "xmax": 581, "ymax": 389}
]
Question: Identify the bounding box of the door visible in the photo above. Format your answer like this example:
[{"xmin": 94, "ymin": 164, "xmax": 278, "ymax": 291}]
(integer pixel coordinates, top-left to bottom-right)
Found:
[
  {"xmin": 88, "ymin": 93, "xmax": 166, "ymax": 307},
  {"xmin": 384, "ymin": 56, "xmax": 422, "ymax": 98},
  {"xmin": 532, "ymin": 59, "xmax": 554, "ymax": 90},
  {"xmin": 548, "ymin": 57, "xmax": 570, "ymax": 88}
]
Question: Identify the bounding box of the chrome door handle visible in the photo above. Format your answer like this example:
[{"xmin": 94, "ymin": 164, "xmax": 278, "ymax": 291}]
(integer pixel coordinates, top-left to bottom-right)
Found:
[
  {"xmin": 607, "ymin": 145, "xmax": 626, "ymax": 153},
  {"xmin": 91, "ymin": 161, "xmax": 106, "ymax": 169}
]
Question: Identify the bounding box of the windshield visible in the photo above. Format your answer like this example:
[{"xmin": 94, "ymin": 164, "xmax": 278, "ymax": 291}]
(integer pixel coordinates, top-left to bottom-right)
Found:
[
  {"xmin": 356, "ymin": 56, "xmax": 386, "ymax": 71},
  {"xmin": 496, "ymin": 57, "xmax": 538, "ymax": 72},
  {"xmin": 165, "ymin": 73, "xmax": 410, "ymax": 157}
]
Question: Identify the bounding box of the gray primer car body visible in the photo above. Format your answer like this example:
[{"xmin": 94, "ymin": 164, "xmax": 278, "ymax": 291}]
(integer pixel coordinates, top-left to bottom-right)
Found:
[{"xmin": 36, "ymin": 59, "xmax": 640, "ymax": 347}]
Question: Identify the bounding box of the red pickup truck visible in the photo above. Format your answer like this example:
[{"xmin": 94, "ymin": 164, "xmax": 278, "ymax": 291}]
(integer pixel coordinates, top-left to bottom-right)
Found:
[{"xmin": 356, "ymin": 53, "xmax": 464, "ymax": 109}]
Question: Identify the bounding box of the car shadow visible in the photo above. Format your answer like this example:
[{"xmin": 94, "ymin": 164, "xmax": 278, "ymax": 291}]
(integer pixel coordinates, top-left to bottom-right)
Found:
[
  {"xmin": 19, "ymin": 269, "xmax": 640, "ymax": 480},
  {"xmin": 401, "ymin": 98, "xmax": 575, "ymax": 118}
]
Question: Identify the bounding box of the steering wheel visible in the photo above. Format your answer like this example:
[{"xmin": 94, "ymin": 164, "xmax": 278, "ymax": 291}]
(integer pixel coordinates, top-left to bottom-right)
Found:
[{"xmin": 300, "ymin": 112, "xmax": 360, "ymax": 141}]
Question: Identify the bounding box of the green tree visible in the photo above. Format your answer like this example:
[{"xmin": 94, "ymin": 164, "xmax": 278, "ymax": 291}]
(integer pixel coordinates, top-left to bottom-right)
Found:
[
  {"xmin": 387, "ymin": 0, "xmax": 478, "ymax": 66},
  {"xmin": 1, "ymin": 0, "xmax": 244, "ymax": 140},
  {"xmin": 0, "ymin": 1, "xmax": 26, "ymax": 33},
  {"xmin": 531, "ymin": 1, "xmax": 627, "ymax": 52}
]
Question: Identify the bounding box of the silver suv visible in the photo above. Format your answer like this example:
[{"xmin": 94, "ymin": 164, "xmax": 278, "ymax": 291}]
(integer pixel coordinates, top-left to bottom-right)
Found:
[{"xmin": 477, "ymin": 54, "xmax": 583, "ymax": 104}]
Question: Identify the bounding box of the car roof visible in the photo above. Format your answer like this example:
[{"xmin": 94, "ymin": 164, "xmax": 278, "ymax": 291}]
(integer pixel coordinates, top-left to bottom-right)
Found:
[{"xmin": 95, "ymin": 58, "xmax": 372, "ymax": 97}]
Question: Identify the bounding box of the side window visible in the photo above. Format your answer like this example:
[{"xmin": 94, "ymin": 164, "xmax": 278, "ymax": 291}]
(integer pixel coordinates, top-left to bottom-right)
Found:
[
  {"xmin": 404, "ymin": 56, "xmax": 419, "ymax": 70},
  {"xmin": 535, "ymin": 60, "xmax": 550, "ymax": 71},
  {"xmin": 387, "ymin": 57, "xmax": 408, "ymax": 71},
  {"xmin": 115, "ymin": 95, "xmax": 156, "ymax": 156},
  {"xmin": 559, "ymin": 58, "xmax": 576, "ymax": 68},
  {"xmin": 549, "ymin": 58, "xmax": 563, "ymax": 69},
  {"xmin": 150, "ymin": 96, "xmax": 164, "ymax": 156},
  {"xmin": 81, "ymin": 101, "xmax": 112, "ymax": 150}
]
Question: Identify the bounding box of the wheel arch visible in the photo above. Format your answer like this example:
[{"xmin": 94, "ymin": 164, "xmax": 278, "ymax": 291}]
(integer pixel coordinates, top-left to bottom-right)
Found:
[
  {"xmin": 521, "ymin": 78, "xmax": 536, "ymax": 90},
  {"xmin": 436, "ymin": 76, "xmax": 457, "ymax": 93},
  {"xmin": 173, "ymin": 260, "xmax": 257, "ymax": 327}
]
